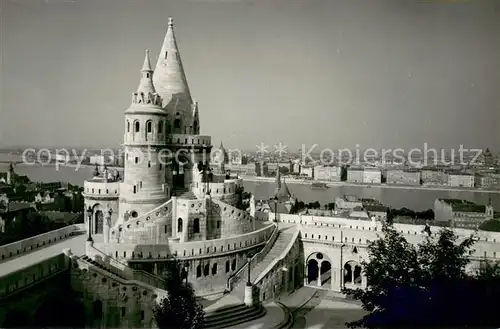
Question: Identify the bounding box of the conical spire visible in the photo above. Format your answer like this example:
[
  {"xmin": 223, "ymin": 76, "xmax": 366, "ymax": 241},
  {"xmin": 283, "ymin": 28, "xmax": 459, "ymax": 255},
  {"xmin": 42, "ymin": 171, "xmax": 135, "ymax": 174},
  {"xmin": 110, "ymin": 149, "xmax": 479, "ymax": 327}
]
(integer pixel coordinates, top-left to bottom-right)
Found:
[
  {"xmin": 153, "ymin": 17, "xmax": 192, "ymax": 111},
  {"xmin": 137, "ymin": 50, "xmax": 156, "ymax": 94}
]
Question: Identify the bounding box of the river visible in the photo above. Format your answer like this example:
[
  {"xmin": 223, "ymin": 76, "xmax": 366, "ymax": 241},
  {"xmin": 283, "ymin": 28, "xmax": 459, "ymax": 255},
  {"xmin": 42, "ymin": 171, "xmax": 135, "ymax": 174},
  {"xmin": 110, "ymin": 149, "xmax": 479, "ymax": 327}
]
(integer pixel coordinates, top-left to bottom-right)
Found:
[{"xmin": 1, "ymin": 154, "xmax": 499, "ymax": 211}]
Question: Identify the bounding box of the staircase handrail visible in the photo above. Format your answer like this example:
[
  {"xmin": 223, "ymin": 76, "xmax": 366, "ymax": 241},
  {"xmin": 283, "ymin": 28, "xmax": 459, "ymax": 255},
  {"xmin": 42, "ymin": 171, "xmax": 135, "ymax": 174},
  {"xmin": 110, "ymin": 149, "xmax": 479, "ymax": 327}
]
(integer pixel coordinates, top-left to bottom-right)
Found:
[
  {"xmin": 118, "ymin": 199, "xmax": 172, "ymax": 232},
  {"xmin": 74, "ymin": 256, "xmax": 167, "ymax": 300},
  {"xmin": 89, "ymin": 244, "xmax": 167, "ymax": 289},
  {"xmin": 254, "ymin": 224, "xmax": 300, "ymax": 285},
  {"xmin": 227, "ymin": 223, "xmax": 279, "ymax": 290}
]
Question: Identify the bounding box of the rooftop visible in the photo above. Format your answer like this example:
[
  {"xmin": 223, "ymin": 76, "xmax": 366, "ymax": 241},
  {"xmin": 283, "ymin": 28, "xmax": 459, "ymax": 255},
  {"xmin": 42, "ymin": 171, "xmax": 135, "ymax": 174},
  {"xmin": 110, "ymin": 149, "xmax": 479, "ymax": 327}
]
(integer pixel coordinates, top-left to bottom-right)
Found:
[{"xmin": 438, "ymin": 198, "xmax": 487, "ymax": 213}]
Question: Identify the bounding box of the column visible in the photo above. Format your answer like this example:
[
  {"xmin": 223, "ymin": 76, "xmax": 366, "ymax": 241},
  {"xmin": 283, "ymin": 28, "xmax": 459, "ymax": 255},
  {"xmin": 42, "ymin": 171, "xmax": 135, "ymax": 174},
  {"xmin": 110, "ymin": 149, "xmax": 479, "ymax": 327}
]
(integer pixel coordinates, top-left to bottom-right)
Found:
[
  {"xmin": 351, "ymin": 264, "xmax": 355, "ymax": 284},
  {"xmin": 182, "ymin": 216, "xmax": 189, "ymax": 242},
  {"xmin": 317, "ymin": 260, "xmax": 322, "ymax": 287},
  {"xmin": 171, "ymin": 196, "xmax": 177, "ymax": 238},
  {"xmin": 331, "ymin": 269, "xmax": 336, "ymax": 291},
  {"xmin": 103, "ymin": 215, "xmax": 110, "ymax": 244},
  {"xmin": 153, "ymin": 263, "xmax": 158, "ymax": 276}
]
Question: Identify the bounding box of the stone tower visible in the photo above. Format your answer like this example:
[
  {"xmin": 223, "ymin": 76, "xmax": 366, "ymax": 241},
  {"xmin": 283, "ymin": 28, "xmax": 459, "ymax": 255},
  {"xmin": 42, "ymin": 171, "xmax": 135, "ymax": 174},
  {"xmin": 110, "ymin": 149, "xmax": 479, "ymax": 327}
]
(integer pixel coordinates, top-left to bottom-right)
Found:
[
  {"xmin": 153, "ymin": 17, "xmax": 211, "ymax": 193},
  {"xmin": 120, "ymin": 50, "xmax": 169, "ymax": 221}
]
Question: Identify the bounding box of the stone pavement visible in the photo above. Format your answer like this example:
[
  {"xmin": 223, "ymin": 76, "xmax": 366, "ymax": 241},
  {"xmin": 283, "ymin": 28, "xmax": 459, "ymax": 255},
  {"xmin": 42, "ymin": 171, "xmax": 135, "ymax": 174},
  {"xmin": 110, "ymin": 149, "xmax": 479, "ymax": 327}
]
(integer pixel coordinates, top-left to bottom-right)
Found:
[
  {"xmin": 0, "ymin": 234, "xmax": 87, "ymax": 276},
  {"xmin": 303, "ymin": 295, "xmax": 366, "ymax": 329},
  {"xmin": 279, "ymin": 286, "xmax": 318, "ymax": 310}
]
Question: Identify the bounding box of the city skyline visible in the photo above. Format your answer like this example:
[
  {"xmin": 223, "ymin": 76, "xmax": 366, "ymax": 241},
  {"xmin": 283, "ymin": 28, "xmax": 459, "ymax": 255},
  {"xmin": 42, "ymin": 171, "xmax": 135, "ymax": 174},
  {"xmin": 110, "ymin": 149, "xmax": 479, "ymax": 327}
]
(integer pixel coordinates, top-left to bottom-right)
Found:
[{"xmin": 1, "ymin": 0, "xmax": 499, "ymax": 151}]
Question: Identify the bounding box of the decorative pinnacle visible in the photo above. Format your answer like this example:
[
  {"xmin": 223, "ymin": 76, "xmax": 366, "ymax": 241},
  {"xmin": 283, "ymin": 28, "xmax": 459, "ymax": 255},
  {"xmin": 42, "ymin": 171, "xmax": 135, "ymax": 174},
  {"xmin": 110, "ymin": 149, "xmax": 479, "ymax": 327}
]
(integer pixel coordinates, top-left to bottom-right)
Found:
[
  {"xmin": 141, "ymin": 49, "xmax": 152, "ymax": 72},
  {"xmin": 168, "ymin": 17, "xmax": 174, "ymax": 27}
]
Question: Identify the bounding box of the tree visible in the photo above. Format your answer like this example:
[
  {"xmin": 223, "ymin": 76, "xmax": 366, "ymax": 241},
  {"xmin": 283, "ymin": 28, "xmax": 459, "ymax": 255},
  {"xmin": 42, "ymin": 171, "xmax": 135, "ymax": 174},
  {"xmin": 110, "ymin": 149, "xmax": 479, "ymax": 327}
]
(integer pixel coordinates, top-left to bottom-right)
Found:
[
  {"xmin": 344, "ymin": 223, "xmax": 500, "ymax": 328},
  {"xmin": 154, "ymin": 259, "xmax": 205, "ymax": 329},
  {"xmin": 479, "ymin": 219, "xmax": 500, "ymax": 232}
]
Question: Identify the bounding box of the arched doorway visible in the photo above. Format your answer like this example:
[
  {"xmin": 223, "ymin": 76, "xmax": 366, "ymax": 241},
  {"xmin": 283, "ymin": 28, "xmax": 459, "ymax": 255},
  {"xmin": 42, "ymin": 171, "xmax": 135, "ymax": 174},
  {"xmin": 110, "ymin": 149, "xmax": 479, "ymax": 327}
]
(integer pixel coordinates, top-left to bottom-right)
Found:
[
  {"xmin": 92, "ymin": 300, "xmax": 103, "ymax": 322},
  {"xmin": 344, "ymin": 261, "xmax": 363, "ymax": 287},
  {"xmin": 307, "ymin": 259, "xmax": 318, "ymax": 284},
  {"xmin": 94, "ymin": 210, "xmax": 103, "ymax": 234},
  {"xmin": 172, "ymin": 154, "xmax": 189, "ymax": 190},
  {"xmin": 320, "ymin": 260, "xmax": 332, "ymax": 286}
]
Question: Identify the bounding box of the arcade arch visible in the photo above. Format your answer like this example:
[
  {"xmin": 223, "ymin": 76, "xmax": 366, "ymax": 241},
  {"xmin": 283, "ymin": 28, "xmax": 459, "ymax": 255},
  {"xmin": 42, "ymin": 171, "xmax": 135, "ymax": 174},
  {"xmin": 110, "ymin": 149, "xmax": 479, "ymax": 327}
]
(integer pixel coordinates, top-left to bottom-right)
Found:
[
  {"xmin": 306, "ymin": 252, "xmax": 332, "ymax": 288},
  {"xmin": 344, "ymin": 260, "xmax": 363, "ymax": 286}
]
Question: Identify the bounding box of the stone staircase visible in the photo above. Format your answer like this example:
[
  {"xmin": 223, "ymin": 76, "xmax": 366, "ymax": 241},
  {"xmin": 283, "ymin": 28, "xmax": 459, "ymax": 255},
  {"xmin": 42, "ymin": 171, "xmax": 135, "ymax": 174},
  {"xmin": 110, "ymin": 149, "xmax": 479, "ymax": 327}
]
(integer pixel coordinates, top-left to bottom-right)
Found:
[
  {"xmin": 80, "ymin": 255, "xmax": 128, "ymax": 280},
  {"xmin": 232, "ymin": 225, "xmax": 298, "ymax": 301},
  {"xmin": 204, "ymin": 303, "xmax": 266, "ymax": 329},
  {"xmin": 177, "ymin": 190, "xmax": 197, "ymax": 200}
]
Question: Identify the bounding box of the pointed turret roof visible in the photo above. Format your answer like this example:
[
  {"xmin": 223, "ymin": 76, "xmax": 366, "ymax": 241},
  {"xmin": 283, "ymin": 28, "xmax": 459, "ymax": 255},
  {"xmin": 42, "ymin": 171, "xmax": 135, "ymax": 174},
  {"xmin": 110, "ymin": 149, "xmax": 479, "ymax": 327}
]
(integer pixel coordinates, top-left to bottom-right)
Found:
[
  {"xmin": 137, "ymin": 50, "xmax": 156, "ymax": 95},
  {"xmin": 153, "ymin": 17, "xmax": 192, "ymax": 110},
  {"xmin": 276, "ymin": 178, "xmax": 291, "ymax": 202},
  {"xmin": 126, "ymin": 50, "xmax": 164, "ymax": 115},
  {"xmin": 275, "ymin": 166, "xmax": 281, "ymax": 192}
]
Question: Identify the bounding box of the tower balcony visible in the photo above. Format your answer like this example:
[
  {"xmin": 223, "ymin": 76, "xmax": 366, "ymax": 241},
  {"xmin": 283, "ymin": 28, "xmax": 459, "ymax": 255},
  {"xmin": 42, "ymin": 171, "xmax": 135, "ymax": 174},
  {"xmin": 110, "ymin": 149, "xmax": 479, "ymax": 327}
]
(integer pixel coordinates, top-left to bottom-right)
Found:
[
  {"xmin": 166, "ymin": 134, "xmax": 211, "ymax": 148},
  {"xmin": 83, "ymin": 178, "xmax": 120, "ymax": 200}
]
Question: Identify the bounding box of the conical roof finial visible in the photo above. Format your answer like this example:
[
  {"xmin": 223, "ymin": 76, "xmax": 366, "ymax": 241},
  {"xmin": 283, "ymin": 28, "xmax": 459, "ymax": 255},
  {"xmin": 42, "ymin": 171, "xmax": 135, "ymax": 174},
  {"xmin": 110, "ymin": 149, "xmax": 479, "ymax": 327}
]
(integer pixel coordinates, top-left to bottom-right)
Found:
[
  {"xmin": 141, "ymin": 49, "xmax": 152, "ymax": 72},
  {"xmin": 168, "ymin": 17, "xmax": 174, "ymax": 27}
]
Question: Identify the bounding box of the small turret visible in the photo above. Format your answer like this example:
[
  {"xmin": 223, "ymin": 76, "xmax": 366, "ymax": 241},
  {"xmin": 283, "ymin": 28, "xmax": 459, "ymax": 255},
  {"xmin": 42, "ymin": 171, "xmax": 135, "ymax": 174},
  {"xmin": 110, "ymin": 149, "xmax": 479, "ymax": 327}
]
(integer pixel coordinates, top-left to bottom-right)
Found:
[
  {"xmin": 93, "ymin": 164, "xmax": 100, "ymax": 177},
  {"xmin": 130, "ymin": 50, "xmax": 162, "ymax": 106}
]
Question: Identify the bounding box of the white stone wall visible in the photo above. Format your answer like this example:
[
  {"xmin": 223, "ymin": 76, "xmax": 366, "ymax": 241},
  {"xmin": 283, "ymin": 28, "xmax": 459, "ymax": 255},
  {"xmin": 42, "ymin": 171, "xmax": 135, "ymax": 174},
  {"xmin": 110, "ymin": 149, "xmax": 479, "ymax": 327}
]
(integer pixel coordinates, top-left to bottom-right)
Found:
[{"xmin": 124, "ymin": 114, "xmax": 166, "ymax": 146}]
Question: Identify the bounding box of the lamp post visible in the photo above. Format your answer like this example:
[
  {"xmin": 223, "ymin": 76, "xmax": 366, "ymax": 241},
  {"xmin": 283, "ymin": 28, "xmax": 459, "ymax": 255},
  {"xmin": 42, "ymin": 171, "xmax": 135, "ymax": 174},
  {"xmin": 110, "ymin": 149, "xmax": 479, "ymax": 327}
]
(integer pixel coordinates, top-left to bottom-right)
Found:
[
  {"xmin": 86, "ymin": 206, "xmax": 93, "ymax": 242},
  {"xmin": 246, "ymin": 256, "xmax": 252, "ymax": 286},
  {"xmin": 271, "ymin": 196, "xmax": 279, "ymax": 222},
  {"xmin": 183, "ymin": 261, "xmax": 189, "ymax": 285}
]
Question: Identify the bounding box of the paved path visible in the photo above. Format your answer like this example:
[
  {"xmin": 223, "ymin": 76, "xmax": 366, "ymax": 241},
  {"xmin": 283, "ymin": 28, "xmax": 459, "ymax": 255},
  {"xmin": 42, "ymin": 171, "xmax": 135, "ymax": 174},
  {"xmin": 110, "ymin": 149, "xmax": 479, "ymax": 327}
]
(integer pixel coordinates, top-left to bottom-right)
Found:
[
  {"xmin": 303, "ymin": 294, "xmax": 366, "ymax": 329},
  {"xmin": 0, "ymin": 234, "xmax": 86, "ymax": 276}
]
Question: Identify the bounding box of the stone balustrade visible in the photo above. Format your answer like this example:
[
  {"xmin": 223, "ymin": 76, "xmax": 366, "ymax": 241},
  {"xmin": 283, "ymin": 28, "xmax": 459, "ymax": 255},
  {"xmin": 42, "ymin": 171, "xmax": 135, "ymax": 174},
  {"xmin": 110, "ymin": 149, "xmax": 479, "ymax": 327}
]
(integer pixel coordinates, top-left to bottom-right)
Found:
[
  {"xmin": 0, "ymin": 253, "xmax": 68, "ymax": 298},
  {"xmin": 83, "ymin": 181, "xmax": 120, "ymax": 198},
  {"xmin": 227, "ymin": 223, "xmax": 279, "ymax": 290},
  {"xmin": 102, "ymin": 223, "xmax": 275, "ymax": 261},
  {"xmin": 166, "ymin": 134, "xmax": 211, "ymax": 147},
  {"xmin": 0, "ymin": 224, "xmax": 85, "ymax": 262}
]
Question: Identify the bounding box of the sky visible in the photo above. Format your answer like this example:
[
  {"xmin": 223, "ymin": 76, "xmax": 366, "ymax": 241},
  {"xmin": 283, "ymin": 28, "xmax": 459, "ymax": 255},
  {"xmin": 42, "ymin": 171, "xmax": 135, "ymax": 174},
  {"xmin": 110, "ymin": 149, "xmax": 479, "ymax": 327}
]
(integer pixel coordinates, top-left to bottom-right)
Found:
[{"xmin": 0, "ymin": 0, "xmax": 499, "ymax": 153}]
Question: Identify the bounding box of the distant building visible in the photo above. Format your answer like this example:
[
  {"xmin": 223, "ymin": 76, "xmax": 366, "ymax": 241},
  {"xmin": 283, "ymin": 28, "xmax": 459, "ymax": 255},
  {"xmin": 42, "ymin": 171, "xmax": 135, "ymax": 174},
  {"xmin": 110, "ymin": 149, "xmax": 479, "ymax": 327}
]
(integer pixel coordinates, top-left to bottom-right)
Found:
[
  {"xmin": 347, "ymin": 168, "xmax": 364, "ymax": 183},
  {"xmin": 362, "ymin": 168, "xmax": 381, "ymax": 184},
  {"xmin": 447, "ymin": 172, "xmax": 474, "ymax": 188},
  {"xmin": 386, "ymin": 169, "xmax": 421, "ymax": 185},
  {"xmin": 313, "ymin": 166, "xmax": 341, "ymax": 181},
  {"xmin": 421, "ymin": 167, "xmax": 447, "ymax": 185},
  {"xmin": 364, "ymin": 204, "xmax": 388, "ymax": 221},
  {"xmin": 300, "ymin": 166, "xmax": 314, "ymax": 178},
  {"xmin": 89, "ymin": 155, "xmax": 106, "ymax": 166},
  {"xmin": 482, "ymin": 148, "xmax": 495, "ymax": 168},
  {"xmin": 434, "ymin": 198, "xmax": 494, "ymax": 229},
  {"xmin": 475, "ymin": 173, "xmax": 500, "ymax": 189},
  {"xmin": 335, "ymin": 195, "xmax": 363, "ymax": 210}
]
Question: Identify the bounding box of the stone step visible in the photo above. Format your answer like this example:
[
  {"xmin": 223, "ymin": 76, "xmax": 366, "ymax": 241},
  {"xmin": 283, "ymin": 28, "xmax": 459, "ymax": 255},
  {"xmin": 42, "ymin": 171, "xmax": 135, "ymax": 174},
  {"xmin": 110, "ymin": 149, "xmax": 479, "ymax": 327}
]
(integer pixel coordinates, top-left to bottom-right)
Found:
[{"xmin": 204, "ymin": 306, "xmax": 265, "ymax": 329}]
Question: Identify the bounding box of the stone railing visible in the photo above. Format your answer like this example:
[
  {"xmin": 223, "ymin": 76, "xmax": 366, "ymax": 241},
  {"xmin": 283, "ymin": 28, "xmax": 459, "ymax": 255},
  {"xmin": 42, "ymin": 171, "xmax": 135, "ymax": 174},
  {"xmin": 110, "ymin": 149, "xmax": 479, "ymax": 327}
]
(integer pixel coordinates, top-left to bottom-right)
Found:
[
  {"xmin": 166, "ymin": 134, "xmax": 211, "ymax": 147},
  {"xmin": 116, "ymin": 199, "xmax": 172, "ymax": 235},
  {"xmin": 73, "ymin": 255, "xmax": 167, "ymax": 302},
  {"xmin": 88, "ymin": 244, "xmax": 166, "ymax": 289},
  {"xmin": 106, "ymin": 223, "xmax": 275, "ymax": 262},
  {"xmin": 227, "ymin": 223, "xmax": 279, "ymax": 290},
  {"xmin": 254, "ymin": 225, "xmax": 300, "ymax": 285},
  {"xmin": 0, "ymin": 224, "xmax": 85, "ymax": 263},
  {"xmin": 0, "ymin": 253, "xmax": 68, "ymax": 299}
]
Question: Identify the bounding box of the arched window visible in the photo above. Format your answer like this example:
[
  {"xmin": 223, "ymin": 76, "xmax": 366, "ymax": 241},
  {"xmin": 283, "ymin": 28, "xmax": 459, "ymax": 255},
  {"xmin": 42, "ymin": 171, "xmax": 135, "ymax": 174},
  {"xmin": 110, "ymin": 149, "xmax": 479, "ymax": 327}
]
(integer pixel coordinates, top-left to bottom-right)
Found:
[
  {"xmin": 204, "ymin": 264, "xmax": 209, "ymax": 276},
  {"xmin": 134, "ymin": 121, "xmax": 140, "ymax": 133},
  {"xmin": 193, "ymin": 121, "xmax": 198, "ymax": 134},
  {"xmin": 193, "ymin": 218, "xmax": 200, "ymax": 234},
  {"xmin": 166, "ymin": 121, "xmax": 171, "ymax": 134},
  {"xmin": 196, "ymin": 265, "xmax": 201, "ymax": 278},
  {"xmin": 127, "ymin": 121, "xmax": 130, "ymax": 132},
  {"xmin": 231, "ymin": 259, "xmax": 236, "ymax": 271},
  {"xmin": 225, "ymin": 260, "xmax": 230, "ymax": 273},
  {"xmin": 212, "ymin": 263, "xmax": 217, "ymax": 275},
  {"xmin": 174, "ymin": 119, "xmax": 181, "ymax": 133},
  {"xmin": 177, "ymin": 218, "xmax": 183, "ymax": 233},
  {"xmin": 158, "ymin": 121, "xmax": 163, "ymax": 135},
  {"xmin": 147, "ymin": 121, "xmax": 152, "ymax": 133}
]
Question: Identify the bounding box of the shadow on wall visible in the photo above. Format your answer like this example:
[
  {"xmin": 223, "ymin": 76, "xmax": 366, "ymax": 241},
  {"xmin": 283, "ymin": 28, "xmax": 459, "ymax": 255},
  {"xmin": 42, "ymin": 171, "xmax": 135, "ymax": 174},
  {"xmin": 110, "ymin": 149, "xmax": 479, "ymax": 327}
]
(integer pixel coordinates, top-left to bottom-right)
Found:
[{"xmin": 1, "ymin": 273, "xmax": 87, "ymax": 328}]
